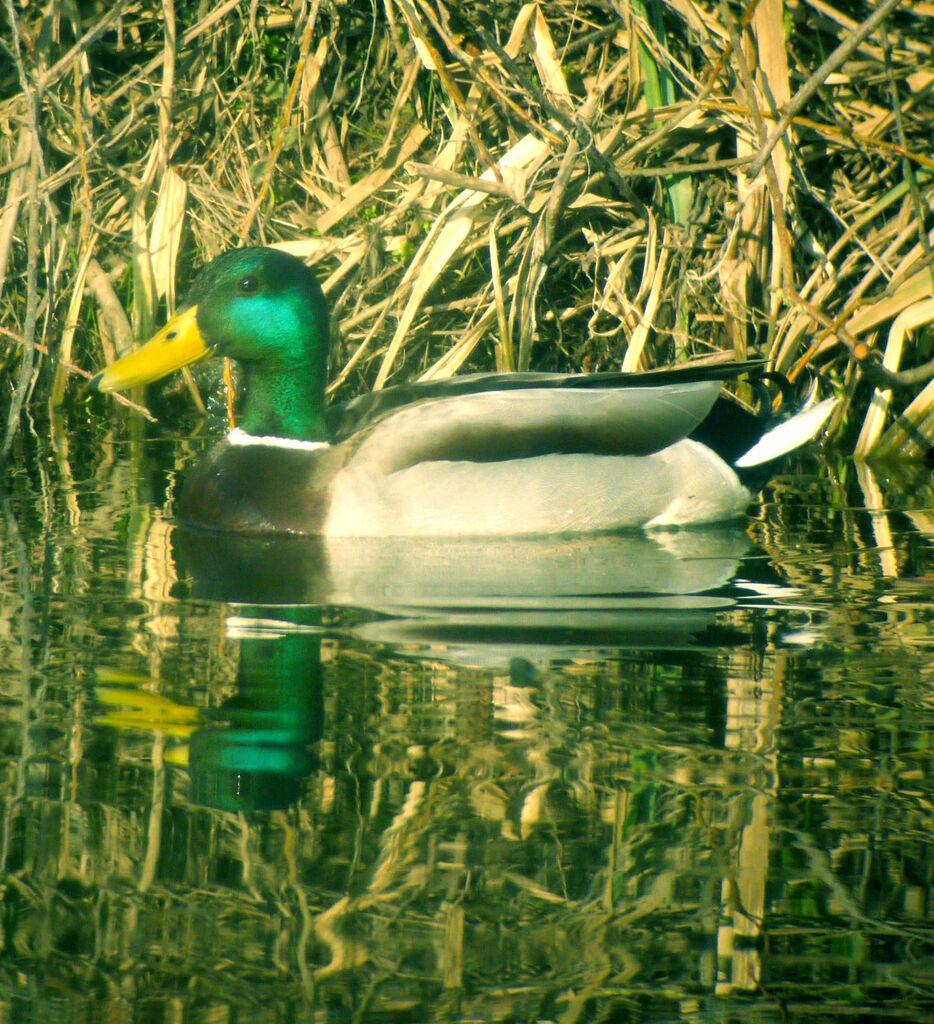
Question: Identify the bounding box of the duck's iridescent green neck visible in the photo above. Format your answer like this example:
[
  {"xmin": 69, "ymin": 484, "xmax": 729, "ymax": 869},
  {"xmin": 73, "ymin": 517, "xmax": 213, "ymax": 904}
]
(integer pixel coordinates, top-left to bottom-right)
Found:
[{"xmin": 238, "ymin": 360, "xmax": 328, "ymax": 442}]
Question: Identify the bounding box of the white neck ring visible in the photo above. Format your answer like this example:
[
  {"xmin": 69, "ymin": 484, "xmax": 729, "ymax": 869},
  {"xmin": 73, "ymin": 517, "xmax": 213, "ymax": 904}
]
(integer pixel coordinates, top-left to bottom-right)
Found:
[{"xmin": 227, "ymin": 427, "xmax": 329, "ymax": 452}]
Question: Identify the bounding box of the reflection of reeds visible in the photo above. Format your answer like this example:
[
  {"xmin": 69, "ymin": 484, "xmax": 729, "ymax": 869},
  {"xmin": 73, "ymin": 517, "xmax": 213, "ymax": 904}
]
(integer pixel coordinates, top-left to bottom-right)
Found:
[
  {"xmin": 1, "ymin": 3, "xmax": 933, "ymax": 458},
  {"xmin": 1, "ymin": 404, "xmax": 933, "ymax": 1017},
  {"xmin": 2, "ymin": 584, "xmax": 930, "ymax": 1019}
]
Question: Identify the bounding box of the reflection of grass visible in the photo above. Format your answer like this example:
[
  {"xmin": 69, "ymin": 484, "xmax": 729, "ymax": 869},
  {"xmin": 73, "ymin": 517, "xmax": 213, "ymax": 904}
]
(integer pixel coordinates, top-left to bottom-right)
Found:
[
  {"xmin": 3, "ymin": 444, "xmax": 932, "ymax": 1019},
  {"xmin": 0, "ymin": 3, "xmax": 931, "ymax": 454},
  {"xmin": 5, "ymin": 641, "xmax": 934, "ymax": 1021}
]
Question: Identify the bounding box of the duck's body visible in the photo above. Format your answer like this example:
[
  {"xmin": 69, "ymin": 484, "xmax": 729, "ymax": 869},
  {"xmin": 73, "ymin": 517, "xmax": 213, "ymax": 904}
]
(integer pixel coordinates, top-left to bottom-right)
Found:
[
  {"xmin": 178, "ymin": 384, "xmax": 750, "ymax": 535},
  {"xmin": 95, "ymin": 247, "xmax": 836, "ymax": 537}
]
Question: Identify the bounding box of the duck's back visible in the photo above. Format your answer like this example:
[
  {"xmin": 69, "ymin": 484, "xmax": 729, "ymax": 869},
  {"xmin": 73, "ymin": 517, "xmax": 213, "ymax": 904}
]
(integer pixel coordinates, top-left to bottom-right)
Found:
[{"xmin": 341, "ymin": 379, "xmax": 725, "ymax": 473}]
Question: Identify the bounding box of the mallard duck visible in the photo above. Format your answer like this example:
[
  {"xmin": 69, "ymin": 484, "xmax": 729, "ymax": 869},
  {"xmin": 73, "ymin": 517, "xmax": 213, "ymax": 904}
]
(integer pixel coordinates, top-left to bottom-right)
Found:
[{"xmin": 95, "ymin": 247, "xmax": 836, "ymax": 536}]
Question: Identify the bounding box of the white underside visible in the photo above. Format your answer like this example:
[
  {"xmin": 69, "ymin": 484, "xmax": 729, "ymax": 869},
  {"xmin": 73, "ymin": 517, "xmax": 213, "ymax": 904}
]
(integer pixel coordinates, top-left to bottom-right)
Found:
[{"xmin": 322, "ymin": 438, "xmax": 751, "ymax": 537}]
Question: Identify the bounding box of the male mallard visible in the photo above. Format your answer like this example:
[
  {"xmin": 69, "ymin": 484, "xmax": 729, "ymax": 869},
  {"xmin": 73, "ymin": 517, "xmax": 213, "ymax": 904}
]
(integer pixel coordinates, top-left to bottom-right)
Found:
[{"xmin": 95, "ymin": 247, "xmax": 836, "ymax": 536}]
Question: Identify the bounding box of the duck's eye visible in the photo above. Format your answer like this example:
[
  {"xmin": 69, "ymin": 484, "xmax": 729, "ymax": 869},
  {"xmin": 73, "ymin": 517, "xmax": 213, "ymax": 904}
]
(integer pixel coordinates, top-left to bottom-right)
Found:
[{"xmin": 237, "ymin": 274, "xmax": 260, "ymax": 295}]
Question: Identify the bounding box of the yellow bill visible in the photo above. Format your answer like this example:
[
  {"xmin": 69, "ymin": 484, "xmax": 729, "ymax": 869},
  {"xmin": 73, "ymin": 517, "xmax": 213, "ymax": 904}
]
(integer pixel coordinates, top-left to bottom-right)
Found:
[{"xmin": 94, "ymin": 305, "xmax": 212, "ymax": 392}]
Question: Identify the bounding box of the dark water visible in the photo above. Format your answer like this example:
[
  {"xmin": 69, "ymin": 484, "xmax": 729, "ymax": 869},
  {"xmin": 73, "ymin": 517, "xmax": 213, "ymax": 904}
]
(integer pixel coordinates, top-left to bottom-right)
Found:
[{"xmin": 0, "ymin": 417, "xmax": 932, "ymax": 1023}]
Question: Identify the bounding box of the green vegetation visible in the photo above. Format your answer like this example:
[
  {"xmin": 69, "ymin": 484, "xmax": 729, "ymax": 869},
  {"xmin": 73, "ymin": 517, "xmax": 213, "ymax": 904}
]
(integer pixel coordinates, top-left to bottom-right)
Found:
[{"xmin": 0, "ymin": 0, "xmax": 932, "ymax": 458}]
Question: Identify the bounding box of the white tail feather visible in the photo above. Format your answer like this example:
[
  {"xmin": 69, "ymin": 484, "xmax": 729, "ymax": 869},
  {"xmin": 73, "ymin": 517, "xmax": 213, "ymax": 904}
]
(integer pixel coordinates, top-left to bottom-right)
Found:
[{"xmin": 734, "ymin": 397, "xmax": 839, "ymax": 469}]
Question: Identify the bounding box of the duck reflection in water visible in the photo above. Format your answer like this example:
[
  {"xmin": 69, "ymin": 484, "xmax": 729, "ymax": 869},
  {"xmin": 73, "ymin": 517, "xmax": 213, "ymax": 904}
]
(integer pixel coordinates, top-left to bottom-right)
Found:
[
  {"xmin": 96, "ymin": 606, "xmax": 324, "ymax": 812},
  {"xmin": 95, "ymin": 523, "xmax": 785, "ymax": 811}
]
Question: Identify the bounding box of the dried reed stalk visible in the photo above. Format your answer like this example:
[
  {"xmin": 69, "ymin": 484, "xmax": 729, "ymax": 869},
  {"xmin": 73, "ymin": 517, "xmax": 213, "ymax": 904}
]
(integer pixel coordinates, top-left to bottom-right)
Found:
[{"xmin": 0, "ymin": 0, "xmax": 930, "ymax": 456}]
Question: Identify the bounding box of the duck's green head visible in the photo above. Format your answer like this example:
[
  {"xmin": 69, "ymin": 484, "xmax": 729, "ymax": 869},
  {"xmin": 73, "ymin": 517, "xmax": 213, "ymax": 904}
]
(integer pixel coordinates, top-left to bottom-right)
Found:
[{"xmin": 96, "ymin": 247, "xmax": 331, "ymax": 441}]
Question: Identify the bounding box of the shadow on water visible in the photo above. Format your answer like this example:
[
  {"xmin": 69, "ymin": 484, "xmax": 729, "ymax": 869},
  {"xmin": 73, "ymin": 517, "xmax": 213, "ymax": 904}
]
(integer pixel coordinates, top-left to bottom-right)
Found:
[{"xmin": 0, "ymin": 427, "xmax": 932, "ymax": 1022}]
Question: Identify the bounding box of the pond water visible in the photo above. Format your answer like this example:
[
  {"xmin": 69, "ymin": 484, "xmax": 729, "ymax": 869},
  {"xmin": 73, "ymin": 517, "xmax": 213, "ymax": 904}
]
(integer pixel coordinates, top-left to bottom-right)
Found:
[{"xmin": 0, "ymin": 414, "xmax": 932, "ymax": 1023}]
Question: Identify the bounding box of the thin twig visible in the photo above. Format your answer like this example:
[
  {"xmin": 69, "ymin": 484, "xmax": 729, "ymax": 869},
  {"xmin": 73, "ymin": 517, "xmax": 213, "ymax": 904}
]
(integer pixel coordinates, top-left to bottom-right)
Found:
[{"xmin": 747, "ymin": 0, "xmax": 905, "ymax": 178}]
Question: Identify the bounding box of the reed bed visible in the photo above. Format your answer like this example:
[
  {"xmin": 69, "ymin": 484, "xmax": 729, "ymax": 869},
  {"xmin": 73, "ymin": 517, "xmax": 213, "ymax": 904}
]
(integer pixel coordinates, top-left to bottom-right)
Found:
[{"xmin": 0, "ymin": 0, "xmax": 932, "ymax": 459}]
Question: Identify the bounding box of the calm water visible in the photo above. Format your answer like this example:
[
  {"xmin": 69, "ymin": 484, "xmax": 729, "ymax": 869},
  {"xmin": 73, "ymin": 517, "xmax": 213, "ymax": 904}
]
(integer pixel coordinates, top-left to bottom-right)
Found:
[{"xmin": 0, "ymin": 415, "xmax": 932, "ymax": 1023}]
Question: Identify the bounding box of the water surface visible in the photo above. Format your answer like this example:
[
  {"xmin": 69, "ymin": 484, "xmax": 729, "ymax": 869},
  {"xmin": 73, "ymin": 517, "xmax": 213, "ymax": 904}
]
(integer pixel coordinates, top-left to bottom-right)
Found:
[{"xmin": 0, "ymin": 420, "xmax": 932, "ymax": 1023}]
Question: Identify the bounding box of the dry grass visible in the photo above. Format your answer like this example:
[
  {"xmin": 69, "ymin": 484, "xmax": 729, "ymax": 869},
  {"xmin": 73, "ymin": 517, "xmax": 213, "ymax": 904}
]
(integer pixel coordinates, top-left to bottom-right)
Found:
[{"xmin": 1, "ymin": 0, "xmax": 933, "ymax": 458}]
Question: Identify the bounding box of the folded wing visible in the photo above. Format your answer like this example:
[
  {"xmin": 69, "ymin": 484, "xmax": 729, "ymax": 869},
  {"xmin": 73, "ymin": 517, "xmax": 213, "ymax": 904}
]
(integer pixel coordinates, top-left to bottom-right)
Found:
[{"xmin": 347, "ymin": 380, "xmax": 724, "ymax": 473}]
